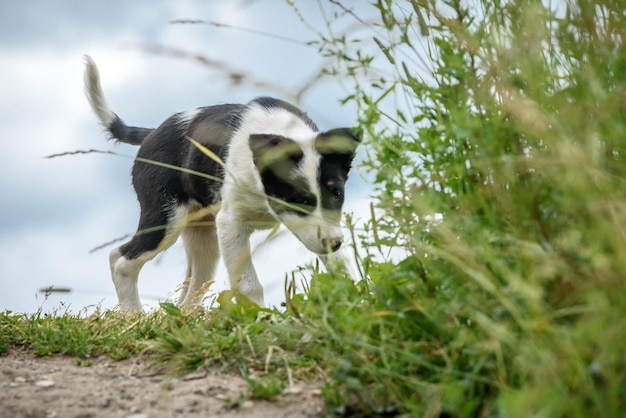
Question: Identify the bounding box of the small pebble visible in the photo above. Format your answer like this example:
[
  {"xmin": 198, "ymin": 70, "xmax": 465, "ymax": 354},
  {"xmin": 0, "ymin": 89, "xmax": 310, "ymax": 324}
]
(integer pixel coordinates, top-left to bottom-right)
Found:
[
  {"xmin": 283, "ymin": 385, "xmax": 303, "ymax": 395},
  {"xmin": 35, "ymin": 379, "xmax": 55, "ymax": 388},
  {"xmin": 96, "ymin": 397, "xmax": 111, "ymax": 408},
  {"xmin": 240, "ymin": 400, "xmax": 254, "ymax": 409},
  {"xmin": 161, "ymin": 379, "xmax": 178, "ymax": 390}
]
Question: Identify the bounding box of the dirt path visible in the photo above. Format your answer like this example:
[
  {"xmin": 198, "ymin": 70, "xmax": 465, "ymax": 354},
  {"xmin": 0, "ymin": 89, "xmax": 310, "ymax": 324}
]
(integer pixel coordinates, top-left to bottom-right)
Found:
[{"xmin": 0, "ymin": 350, "xmax": 324, "ymax": 418}]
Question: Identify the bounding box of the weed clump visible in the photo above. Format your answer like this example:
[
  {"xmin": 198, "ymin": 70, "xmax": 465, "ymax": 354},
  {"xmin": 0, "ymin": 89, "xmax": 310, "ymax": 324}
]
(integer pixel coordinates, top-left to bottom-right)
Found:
[{"xmin": 297, "ymin": 0, "xmax": 626, "ymax": 416}]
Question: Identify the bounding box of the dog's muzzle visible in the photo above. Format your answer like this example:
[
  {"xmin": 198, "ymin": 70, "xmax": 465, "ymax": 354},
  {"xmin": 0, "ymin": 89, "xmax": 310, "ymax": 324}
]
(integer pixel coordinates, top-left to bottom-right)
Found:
[{"xmin": 322, "ymin": 237, "xmax": 342, "ymax": 252}]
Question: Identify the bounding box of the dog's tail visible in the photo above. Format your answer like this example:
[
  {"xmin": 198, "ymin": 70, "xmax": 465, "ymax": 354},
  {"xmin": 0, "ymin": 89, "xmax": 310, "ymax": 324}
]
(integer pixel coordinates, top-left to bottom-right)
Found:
[{"xmin": 83, "ymin": 55, "xmax": 152, "ymax": 145}]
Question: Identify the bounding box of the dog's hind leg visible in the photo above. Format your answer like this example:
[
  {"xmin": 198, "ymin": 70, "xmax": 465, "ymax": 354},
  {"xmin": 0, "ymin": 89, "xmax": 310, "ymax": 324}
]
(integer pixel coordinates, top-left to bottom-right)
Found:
[
  {"xmin": 178, "ymin": 208, "xmax": 220, "ymax": 307},
  {"xmin": 110, "ymin": 205, "xmax": 182, "ymax": 312}
]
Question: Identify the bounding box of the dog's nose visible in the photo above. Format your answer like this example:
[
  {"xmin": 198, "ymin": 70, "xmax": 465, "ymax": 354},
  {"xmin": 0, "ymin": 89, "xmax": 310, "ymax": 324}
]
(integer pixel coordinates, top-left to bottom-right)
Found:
[{"xmin": 322, "ymin": 237, "xmax": 342, "ymax": 252}]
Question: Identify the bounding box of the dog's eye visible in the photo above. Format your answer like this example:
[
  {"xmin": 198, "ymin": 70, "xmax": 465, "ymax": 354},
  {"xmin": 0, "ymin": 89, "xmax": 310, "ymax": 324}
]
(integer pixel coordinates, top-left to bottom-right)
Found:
[
  {"xmin": 326, "ymin": 180, "xmax": 343, "ymax": 201},
  {"xmin": 329, "ymin": 187, "xmax": 343, "ymax": 200}
]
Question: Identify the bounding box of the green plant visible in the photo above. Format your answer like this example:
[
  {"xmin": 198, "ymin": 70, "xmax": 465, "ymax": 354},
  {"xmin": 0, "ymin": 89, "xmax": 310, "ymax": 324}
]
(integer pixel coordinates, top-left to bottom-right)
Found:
[
  {"xmin": 0, "ymin": 308, "xmax": 154, "ymax": 360},
  {"xmin": 289, "ymin": 0, "xmax": 626, "ymax": 416},
  {"xmin": 245, "ymin": 375, "xmax": 287, "ymax": 400}
]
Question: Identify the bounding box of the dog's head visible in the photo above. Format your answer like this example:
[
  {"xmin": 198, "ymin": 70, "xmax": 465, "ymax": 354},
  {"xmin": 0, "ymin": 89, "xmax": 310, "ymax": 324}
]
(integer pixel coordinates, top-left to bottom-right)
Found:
[{"xmin": 250, "ymin": 127, "xmax": 360, "ymax": 254}]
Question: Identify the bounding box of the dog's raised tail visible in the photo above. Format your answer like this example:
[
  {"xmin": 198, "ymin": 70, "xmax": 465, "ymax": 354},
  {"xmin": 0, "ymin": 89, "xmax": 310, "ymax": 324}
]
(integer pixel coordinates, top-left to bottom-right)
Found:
[{"xmin": 83, "ymin": 55, "xmax": 152, "ymax": 145}]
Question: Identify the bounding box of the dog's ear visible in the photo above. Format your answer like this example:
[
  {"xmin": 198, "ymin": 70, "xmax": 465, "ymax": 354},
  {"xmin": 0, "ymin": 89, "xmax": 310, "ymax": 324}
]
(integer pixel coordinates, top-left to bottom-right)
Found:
[
  {"xmin": 315, "ymin": 128, "xmax": 361, "ymax": 172},
  {"xmin": 249, "ymin": 134, "xmax": 304, "ymax": 174},
  {"xmin": 315, "ymin": 128, "xmax": 361, "ymax": 156}
]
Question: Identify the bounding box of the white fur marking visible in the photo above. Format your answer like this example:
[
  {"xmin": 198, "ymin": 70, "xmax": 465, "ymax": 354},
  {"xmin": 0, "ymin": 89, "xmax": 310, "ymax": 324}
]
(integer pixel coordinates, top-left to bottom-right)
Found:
[
  {"xmin": 83, "ymin": 55, "xmax": 116, "ymax": 129},
  {"xmin": 177, "ymin": 108, "xmax": 201, "ymax": 128}
]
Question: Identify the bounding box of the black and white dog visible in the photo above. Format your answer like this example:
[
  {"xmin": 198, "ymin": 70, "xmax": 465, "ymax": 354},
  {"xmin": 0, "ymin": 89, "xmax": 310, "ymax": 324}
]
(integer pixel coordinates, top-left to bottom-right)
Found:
[{"xmin": 83, "ymin": 56, "xmax": 359, "ymax": 311}]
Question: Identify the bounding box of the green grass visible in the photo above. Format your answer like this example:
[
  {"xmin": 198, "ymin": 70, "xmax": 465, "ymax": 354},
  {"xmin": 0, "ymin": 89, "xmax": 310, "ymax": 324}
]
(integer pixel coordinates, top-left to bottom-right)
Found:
[{"xmin": 0, "ymin": 308, "xmax": 156, "ymax": 360}]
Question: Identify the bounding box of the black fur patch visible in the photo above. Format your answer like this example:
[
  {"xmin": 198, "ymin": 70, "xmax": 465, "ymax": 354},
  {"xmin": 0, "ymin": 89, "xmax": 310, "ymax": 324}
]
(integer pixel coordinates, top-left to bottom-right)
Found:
[
  {"xmin": 119, "ymin": 104, "xmax": 246, "ymax": 259},
  {"xmin": 250, "ymin": 134, "xmax": 317, "ymax": 216},
  {"xmin": 315, "ymin": 128, "xmax": 361, "ymax": 216},
  {"xmin": 108, "ymin": 114, "xmax": 153, "ymax": 145}
]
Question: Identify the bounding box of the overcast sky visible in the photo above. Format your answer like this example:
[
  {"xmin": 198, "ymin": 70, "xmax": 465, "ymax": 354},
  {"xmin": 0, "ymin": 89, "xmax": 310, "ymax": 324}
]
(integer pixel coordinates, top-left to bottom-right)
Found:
[{"xmin": 0, "ymin": 0, "xmax": 375, "ymax": 314}]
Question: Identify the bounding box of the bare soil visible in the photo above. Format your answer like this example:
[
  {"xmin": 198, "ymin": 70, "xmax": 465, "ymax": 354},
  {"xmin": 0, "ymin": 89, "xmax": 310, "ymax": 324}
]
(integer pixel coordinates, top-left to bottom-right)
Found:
[{"xmin": 0, "ymin": 350, "xmax": 325, "ymax": 418}]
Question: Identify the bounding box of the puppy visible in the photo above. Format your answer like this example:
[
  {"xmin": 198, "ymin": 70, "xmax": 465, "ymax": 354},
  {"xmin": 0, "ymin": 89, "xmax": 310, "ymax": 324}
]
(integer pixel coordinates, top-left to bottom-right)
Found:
[{"xmin": 83, "ymin": 56, "xmax": 359, "ymax": 311}]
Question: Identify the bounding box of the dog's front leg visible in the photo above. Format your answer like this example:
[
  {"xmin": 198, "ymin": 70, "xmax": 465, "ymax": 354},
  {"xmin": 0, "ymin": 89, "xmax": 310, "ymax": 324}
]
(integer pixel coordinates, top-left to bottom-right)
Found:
[
  {"xmin": 216, "ymin": 212, "xmax": 265, "ymax": 306},
  {"xmin": 319, "ymin": 247, "xmax": 360, "ymax": 283}
]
